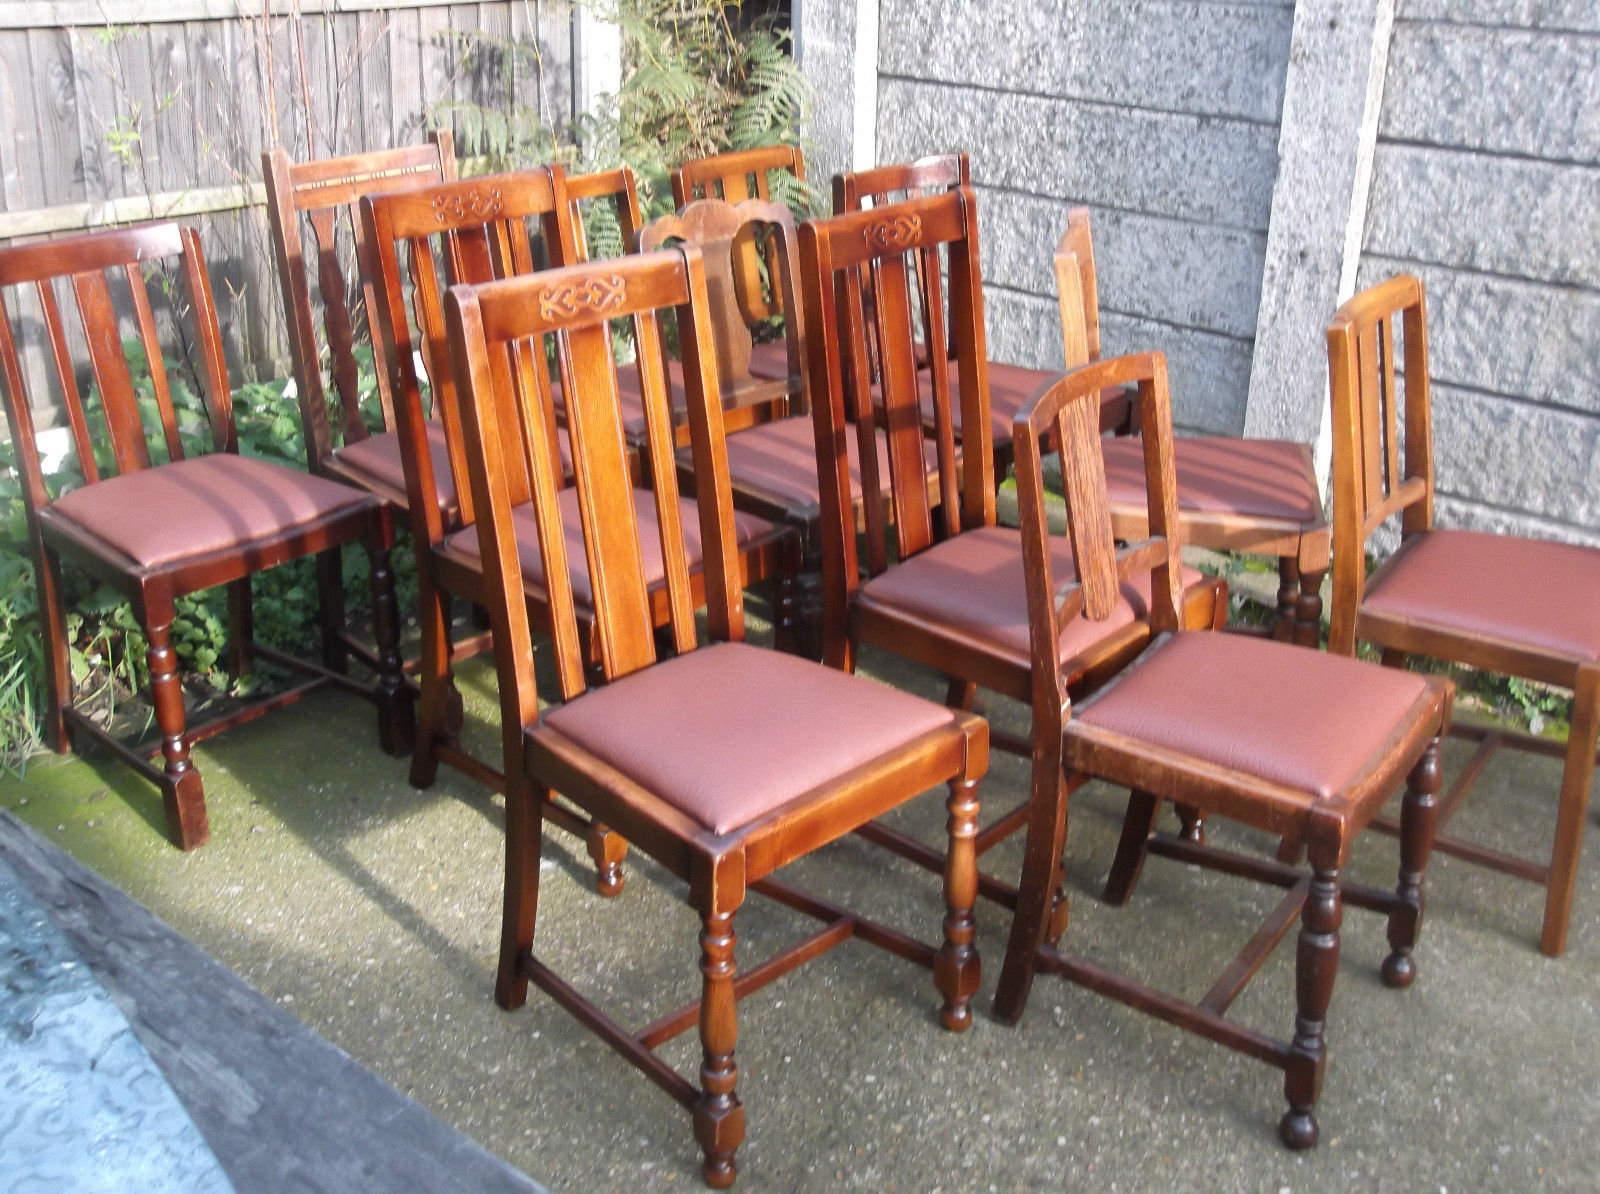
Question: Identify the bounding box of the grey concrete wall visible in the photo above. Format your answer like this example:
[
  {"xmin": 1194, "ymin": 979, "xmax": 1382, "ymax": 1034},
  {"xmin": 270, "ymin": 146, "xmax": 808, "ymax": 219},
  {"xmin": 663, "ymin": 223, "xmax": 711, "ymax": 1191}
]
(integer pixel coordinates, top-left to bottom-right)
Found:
[
  {"xmin": 1356, "ymin": 4, "xmax": 1600, "ymax": 544},
  {"xmin": 863, "ymin": 0, "xmax": 1296, "ymax": 436}
]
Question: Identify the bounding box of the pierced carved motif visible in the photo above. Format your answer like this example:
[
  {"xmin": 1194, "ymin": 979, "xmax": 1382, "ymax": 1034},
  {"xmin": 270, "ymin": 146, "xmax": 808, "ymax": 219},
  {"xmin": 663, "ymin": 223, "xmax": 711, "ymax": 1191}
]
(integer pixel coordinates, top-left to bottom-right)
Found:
[
  {"xmin": 538, "ymin": 275, "xmax": 627, "ymax": 320},
  {"xmin": 432, "ymin": 188, "xmax": 504, "ymax": 223},
  {"xmin": 864, "ymin": 213, "xmax": 922, "ymax": 253}
]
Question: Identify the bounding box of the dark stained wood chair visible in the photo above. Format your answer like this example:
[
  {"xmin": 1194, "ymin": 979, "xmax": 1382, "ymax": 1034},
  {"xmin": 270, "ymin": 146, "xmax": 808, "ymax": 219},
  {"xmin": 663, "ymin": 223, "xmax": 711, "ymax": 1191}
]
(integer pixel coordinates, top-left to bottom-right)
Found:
[
  {"xmin": 364, "ymin": 169, "xmax": 795, "ymax": 891},
  {"xmin": 833, "ymin": 153, "xmax": 1138, "ymax": 467},
  {"xmin": 1323, "ymin": 274, "xmax": 1600, "ymax": 958},
  {"xmin": 0, "ymin": 223, "xmax": 410, "ymax": 849},
  {"xmin": 262, "ymin": 135, "xmax": 460, "ymax": 680},
  {"xmin": 993, "ymin": 348, "xmax": 1454, "ymax": 1147},
  {"xmin": 671, "ymin": 144, "xmax": 809, "ymax": 386},
  {"xmin": 1056, "ymin": 207, "xmax": 1332, "ymax": 646},
  {"xmin": 799, "ymin": 189, "xmax": 1226, "ymax": 916},
  {"xmin": 445, "ymin": 246, "xmax": 987, "ymax": 1188}
]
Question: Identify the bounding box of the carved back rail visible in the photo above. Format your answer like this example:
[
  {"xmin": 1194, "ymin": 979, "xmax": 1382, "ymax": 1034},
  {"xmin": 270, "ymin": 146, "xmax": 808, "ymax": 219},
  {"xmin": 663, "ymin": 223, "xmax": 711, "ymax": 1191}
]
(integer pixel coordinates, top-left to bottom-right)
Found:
[
  {"xmin": 446, "ymin": 247, "xmax": 739, "ymax": 711},
  {"xmin": 361, "ymin": 168, "xmax": 578, "ymax": 548},
  {"xmin": 262, "ymin": 135, "xmax": 457, "ymax": 471}
]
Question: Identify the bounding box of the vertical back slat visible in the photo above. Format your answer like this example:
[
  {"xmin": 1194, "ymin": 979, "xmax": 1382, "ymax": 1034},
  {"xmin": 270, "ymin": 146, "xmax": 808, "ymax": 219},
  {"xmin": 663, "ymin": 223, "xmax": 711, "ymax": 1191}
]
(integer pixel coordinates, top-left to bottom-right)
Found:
[
  {"xmin": 917, "ymin": 244, "xmax": 960, "ymax": 539},
  {"xmin": 871, "ymin": 252, "xmax": 935, "ymax": 558},
  {"xmin": 1056, "ymin": 391, "xmax": 1119, "ymax": 620},
  {"xmin": 1379, "ymin": 313, "xmax": 1399, "ymax": 497},
  {"xmin": 842, "ymin": 267, "xmax": 889, "ymax": 575},
  {"xmin": 1400, "ymin": 294, "xmax": 1434, "ymax": 534},
  {"xmin": 37, "ymin": 281, "xmax": 98, "ymax": 484},
  {"xmin": 634, "ymin": 307, "xmax": 699, "ymax": 654},
  {"xmin": 1357, "ymin": 325, "xmax": 1384, "ymax": 510},
  {"xmin": 307, "ymin": 206, "xmax": 368, "ymax": 446},
  {"xmin": 124, "ymin": 263, "xmax": 184, "ymax": 463},
  {"xmin": 71, "ymin": 269, "xmax": 151, "ymax": 475}
]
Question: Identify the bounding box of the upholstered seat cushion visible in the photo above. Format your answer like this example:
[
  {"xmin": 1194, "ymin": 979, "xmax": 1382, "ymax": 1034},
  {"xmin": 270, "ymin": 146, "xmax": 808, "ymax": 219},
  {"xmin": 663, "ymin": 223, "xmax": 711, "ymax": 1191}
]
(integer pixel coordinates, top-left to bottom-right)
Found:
[
  {"xmin": 1101, "ymin": 436, "xmax": 1321, "ymax": 526},
  {"xmin": 333, "ymin": 422, "xmax": 459, "ymax": 521},
  {"xmin": 856, "ymin": 524, "xmax": 1204, "ymax": 669},
  {"xmin": 747, "ymin": 338, "xmax": 792, "ymax": 382},
  {"xmin": 1363, "ymin": 529, "xmax": 1600, "ymax": 662},
  {"xmin": 710, "ymin": 415, "xmax": 933, "ymax": 512},
  {"xmin": 540, "ymin": 640, "xmax": 959, "ymax": 835},
  {"xmin": 47, "ymin": 453, "xmax": 375, "ymax": 571},
  {"xmin": 439, "ymin": 486, "xmax": 775, "ymax": 607},
  {"xmin": 920, "ymin": 359, "xmax": 1056, "ymax": 445},
  {"xmin": 1074, "ymin": 631, "xmax": 1431, "ymax": 800}
]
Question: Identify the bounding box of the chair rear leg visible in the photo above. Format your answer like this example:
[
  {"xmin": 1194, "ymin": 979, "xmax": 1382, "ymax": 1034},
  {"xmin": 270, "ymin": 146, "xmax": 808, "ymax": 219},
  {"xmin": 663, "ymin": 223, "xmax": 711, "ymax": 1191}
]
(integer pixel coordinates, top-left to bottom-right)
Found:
[
  {"xmin": 694, "ymin": 907, "xmax": 745, "ymax": 1190},
  {"xmin": 993, "ymin": 756, "xmax": 1072, "ymax": 1025},
  {"xmin": 1541, "ymin": 669, "xmax": 1600, "ymax": 958},
  {"xmin": 1104, "ymin": 789, "xmax": 1159, "ymax": 905},
  {"xmin": 1383, "ymin": 733, "xmax": 1442, "ymax": 987},
  {"xmin": 495, "ymin": 775, "xmax": 545, "ymax": 1010},
  {"xmin": 226, "ymin": 577, "xmax": 254, "ymax": 678},
  {"xmin": 366, "ymin": 542, "xmax": 415, "ymax": 757},
  {"xmin": 146, "ymin": 617, "xmax": 208, "ymax": 850},
  {"xmin": 38, "ymin": 545, "xmax": 71, "ymax": 751},
  {"xmin": 1280, "ymin": 865, "xmax": 1342, "ymax": 1150},
  {"xmin": 935, "ymin": 775, "xmax": 981, "ymax": 1031},
  {"xmin": 315, "ymin": 548, "xmax": 348, "ymax": 673}
]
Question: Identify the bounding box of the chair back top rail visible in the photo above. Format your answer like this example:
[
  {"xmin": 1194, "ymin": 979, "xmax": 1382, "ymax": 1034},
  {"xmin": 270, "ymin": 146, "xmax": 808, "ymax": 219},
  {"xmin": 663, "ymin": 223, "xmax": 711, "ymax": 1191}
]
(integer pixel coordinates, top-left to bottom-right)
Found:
[
  {"xmin": 361, "ymin": 166, "xmax": 577, "ymax": 545},
  {"xmin": 446, "ymin": 246, "xmax": 739, "ymax": 716},
  {"xmin": 0, "ymin": 221, "xmax": 232, "ymax": 514},
  {"xmin": 1326, "ymin": 273, "xmax": 1434, "ymax": 652},
  {"xmin": 262, "ymin": 133, "xmax": 457, "ymax": 467},
  {"xmin": 638, "ymin": 197, "xmax": 805, "ymax": 410},
  {"xmin": 1012, "ymin": 351, "xmax": 1186, "ymax": 715}
]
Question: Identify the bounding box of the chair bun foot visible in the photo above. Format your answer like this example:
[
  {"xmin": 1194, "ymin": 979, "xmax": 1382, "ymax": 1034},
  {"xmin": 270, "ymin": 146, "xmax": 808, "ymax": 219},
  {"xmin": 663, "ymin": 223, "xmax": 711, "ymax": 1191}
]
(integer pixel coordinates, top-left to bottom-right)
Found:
[
  {"xmin": 1380, "ymin": 950, "xmax": 1416, "ymax": 988},
  {"xmin": 1278, "ymin": 1108, "xmax": 1319, "ymax": 1150}
]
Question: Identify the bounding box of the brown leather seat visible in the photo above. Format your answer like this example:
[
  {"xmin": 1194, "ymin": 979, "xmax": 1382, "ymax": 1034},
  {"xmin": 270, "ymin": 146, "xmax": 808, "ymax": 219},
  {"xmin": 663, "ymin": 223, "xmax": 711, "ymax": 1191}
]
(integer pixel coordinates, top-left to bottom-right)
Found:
[
  {"xmin": 854, "ymin": 524, "xmax": 1206, "ymax": 672},
  {"xmin": 709, "ymin": 415, "xmax": 933, "ymax": 511},
  {"xmin": 1102, "ymin": 436, "xmax": 1322, "ymax": 525},
  {"xmin": 1074, "ymin": 630, "xmax": 1433, "ymax": 800},
  {"xmin": 746, "ymin": 338, "xmax": 791, "ymax": 382},
  {"xmin": 1362, "ymin": 529, "xmax": 1600, "ymax": 662},
  {"xmin": 920, "ymin": 358, "xmax": 1055, "ymax": 444},
  {"xmin": 333, "ymin": 421, "xmax": 460, "ymax": 521},
  {"xmin": 48, "ymin": 453, "xmax": 375, "ymax": 571},
  {"xmin": 439, "ymin": 487, "xmax": 775, "ymax": 606},
  {"xmin": 541, "ymin": 640, "xmax": 961, "ymax": 834}
]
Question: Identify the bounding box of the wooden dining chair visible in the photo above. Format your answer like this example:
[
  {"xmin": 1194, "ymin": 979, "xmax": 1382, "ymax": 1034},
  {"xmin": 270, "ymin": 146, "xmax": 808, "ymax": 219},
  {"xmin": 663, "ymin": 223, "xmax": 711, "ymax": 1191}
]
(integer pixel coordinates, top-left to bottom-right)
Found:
[
  {"xmin": 364, "ymin": 168, "xmax": 795, "ymax": 890},
  {"xmin": 557, "ymin": 166, "xmax": 791, "ymax": 464},
  {"xmin": 1055, "ymin": 207, "xmax": 1331, "ymax": 646},
  {"xmin": 800, "ymin": 189, "xmax": 1226, "ymax": 916},
  {"xmin": 446, "ymin": 246, "xmax": 986, "ymax": 1188},
  {"xmin": 1323, "ymin": 274, "xmax": 1600, "ymax": 958},
  {"xmin": 671, "ymin": 143, "xmax": 809, "ymax": 385},
  {"xmin": 0, "ymin": 223, "xmax": 410, "ymax": 848},
  {"xmin": 833, "ymin": 153, "xmax": 1138, "ymax": 469},
  {"xmin": 262, "ymin": 135, "xmax": 461, "ymax": 679},
  {"xmin": 993, "ymin": 348, "xmax": 1454, "ymax": 1147}
]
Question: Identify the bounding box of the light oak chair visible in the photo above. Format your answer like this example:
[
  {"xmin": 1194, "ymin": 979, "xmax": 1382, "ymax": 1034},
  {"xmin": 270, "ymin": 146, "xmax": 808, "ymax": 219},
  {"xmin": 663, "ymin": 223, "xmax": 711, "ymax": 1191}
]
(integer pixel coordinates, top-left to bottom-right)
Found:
[
  {"xmin": 0, "ymin": 223, "xmax": 409, "ymax": 848},
  {"xmin": 1324, "ymin": 274, "xmax": 1600, "ymax": 957},
  {"xmin": 446, "ymin": 246, "xmax": 986, "ymax": 1188},
  {"xmin": 995, "ymin": 347, "xmax": 1454, "ymax": 1147}
]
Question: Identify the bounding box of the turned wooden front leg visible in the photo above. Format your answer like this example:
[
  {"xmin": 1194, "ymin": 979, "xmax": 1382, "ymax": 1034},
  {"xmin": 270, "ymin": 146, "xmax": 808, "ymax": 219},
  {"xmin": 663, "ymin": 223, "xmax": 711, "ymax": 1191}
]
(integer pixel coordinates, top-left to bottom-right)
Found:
[
  {"xmin": 935, "ymin": 776, "xmax": 981, "ymax": 1031},
  {"xmin": 1273, "ymin": 558, "xmax": 1300, "ymax": 642},
  {"xmin": 586, "ymin": 821, "xmax": 628, "ymax": 898},
  {"xmin": 1281, "ymin": 868, "xmax": 1342, "ymax": 1150},
  {"xmin": 147, "ymin": 619, "xmax": 208, "ymax": 850},
  {"xmin": 1294, "ymin": 568, "xmax": 1326, "ymax": 649},
  {"xmin": 1384, "ymin": 734, "xmax": 1442, "ymax": 988},
  {"xmin": 695, "ymin": 909, "xmax": 745, "ymax": 1189}
]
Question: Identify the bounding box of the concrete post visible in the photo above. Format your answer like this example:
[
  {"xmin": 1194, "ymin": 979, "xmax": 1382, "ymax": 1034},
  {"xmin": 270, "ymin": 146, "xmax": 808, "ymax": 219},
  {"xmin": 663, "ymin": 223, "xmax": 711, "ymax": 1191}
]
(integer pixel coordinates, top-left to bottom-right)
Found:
[
  {"xmin": 572, "ymin": 3, "xmax": 622, "ymax": 123},
  {"xmin": 1243, "ymin": 0, "xmax": 1396, "ymax": 479},
  {"xmin": 793, "ymin": 0, "xmax": 878, "ymax": 182}
]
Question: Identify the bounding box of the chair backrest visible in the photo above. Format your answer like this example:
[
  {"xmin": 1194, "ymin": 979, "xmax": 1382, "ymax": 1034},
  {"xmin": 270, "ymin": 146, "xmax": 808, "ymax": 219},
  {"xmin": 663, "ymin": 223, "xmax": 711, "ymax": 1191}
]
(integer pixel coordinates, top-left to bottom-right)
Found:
[
  {"xmin": 445, "ymin": 247, "xmax": 740, "ymax": 718},
  {"xmin": 564, "ymin": 166, "xmax": 644, "ymax": 264},
  {"xmin": 832, "ymin": 153, "xmax": 969, "ymax": 214},
  {"xmin": 673, "ymin": 146, "xmax": 807, "ymax": 325},
  {"xmin": 361, "ymin": 167, "xmax": 577, "ymax": 548},
  {"xmin": 800, "ymin": 188, "xmax": 994, "ymax": 663},
  {"xmin": 1326, "ymin": 274, "xmax": 1435, "ymax": 654},
  {"xmin": 1054, "ymin": 207, "xmax": 1103, "ymax": 365},
  {"xmin": 0, "ymin": 223, "xmax": 233, "ymax": 517},
  {"xmin": 262, "ymin": 134, "xmax": 457, "ymax": 472},
  {"xmin": 637, "ymin": 197, "xmax": 804, "ymax": 412},
  {"xmin": 1012, "ymin": 353, "xmax": 1185, "ymax": 716}
]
